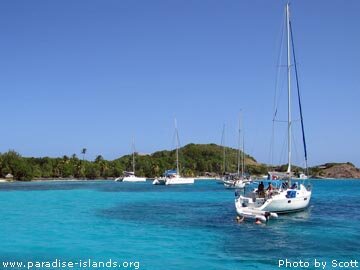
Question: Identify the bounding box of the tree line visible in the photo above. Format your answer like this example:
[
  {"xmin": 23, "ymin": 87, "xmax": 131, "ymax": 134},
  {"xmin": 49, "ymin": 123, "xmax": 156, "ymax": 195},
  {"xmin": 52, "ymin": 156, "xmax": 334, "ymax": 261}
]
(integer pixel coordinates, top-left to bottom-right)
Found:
[{"xmin": 0, "ymin": 143, "xmax": 269, "ymax": 181}]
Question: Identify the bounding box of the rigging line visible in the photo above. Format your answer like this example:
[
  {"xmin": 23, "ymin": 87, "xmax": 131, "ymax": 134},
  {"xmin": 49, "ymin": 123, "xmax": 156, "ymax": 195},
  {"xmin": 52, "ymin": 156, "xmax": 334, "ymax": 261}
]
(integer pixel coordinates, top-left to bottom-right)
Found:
[
  {"xmin": 175, "ymin": 123, "xmax": 182, "ymax": 172},
  {"xmin": 291, "ymin": 127, "xmax": 300, "ymax": 169},
  {"xmin": 171, "ymin": 126, "xmax": 178, "ymax": 170},
  {"xmin": 273, "ymin": 74, "xmax": 288, "ymax": 121},
  {"xmin": 220, "ymin": 124, "xmax": 226, "ymax": 173},
  {"xmin": 274, "ymin": 119, "xmax": 301, "ymax": 123},
  {"xmin": 176, "ymin": 128, "xmax": 181, "ymax": 149},
  {"xmin": 273, "ymin": 120, "xmax": 288, "ymax": 123},
  {"xmin": 270, "ymin": 11, "xmax": 286, "ymax": 166},
  {"xmin": 290, "ymin": 20, "xmax": 308, "ymax": 173},
  {"xmin": 279, "ymin": 127, "xmax": 288, "ymax": 167},
  {"xmin": 248, "ymin": 117, "xmax": 260, "ymax": 159},
  {"xmin": 132, "ymin": 137, "xmax": 136, "ymax": 173},
  {"xmin": 171, "ymin": 129, "xmax": 176, "ymax": 150},
  {"xmin": 273, "ymin": 9, "xmax": 286, "ymax": 121},
  {"xmin": 237, "ymin": 113, "xmax": 241, "ymax": 176},
  {"xmin": 268, "ymin": 120, "xmax": 275, "ymax": 166},
  {"xmin": 220, "ymin": 124, "xmax": 225, "ymax": 146},
  {"xmin": 242, "ymin": 131, "xmax": 246, "ymax": 175}
]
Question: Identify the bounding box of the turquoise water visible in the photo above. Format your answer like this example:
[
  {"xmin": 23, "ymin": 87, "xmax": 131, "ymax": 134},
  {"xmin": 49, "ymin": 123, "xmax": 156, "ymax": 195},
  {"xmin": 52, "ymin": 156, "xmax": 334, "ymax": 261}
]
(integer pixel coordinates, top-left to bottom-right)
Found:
[{"xmin": 0, "ymin": 180, "xmax": 359, "ymax": 270}]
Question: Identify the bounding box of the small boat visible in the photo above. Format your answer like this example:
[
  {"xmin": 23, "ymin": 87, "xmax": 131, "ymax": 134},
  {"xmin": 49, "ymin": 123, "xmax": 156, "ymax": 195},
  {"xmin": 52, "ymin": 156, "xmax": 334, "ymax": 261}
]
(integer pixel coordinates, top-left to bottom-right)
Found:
[
  {"xmin": 152, "ymin": 178, "xmax": 165, "ymax": 185},
  {"xmin": 165, "ymin": 171, "xmax": 194, "ymax": 185},
  {"xmin": 152, "ymin": 174, "xmax": 167, "ymax": 185},
  {"xmin": 236, "ymin": 207, "xmax": 278, "ymax": 222},
  {"xmin": 153, "ymin": 171, "xmax": 194, "ymax": 185},
  {"xmin": 115, "ymin": 139, "xmax": 146, "ymax": 182},
  {"xmin": 115, "ymin": 171, "xmax": 146, "ymax": 182},
  {"xmin": 224, "ymin": 178, "xmax": 251, "ymax": 189},
  {"xmin": 159, "ymin": 120, "xmax": 194, "ymax": 186}
]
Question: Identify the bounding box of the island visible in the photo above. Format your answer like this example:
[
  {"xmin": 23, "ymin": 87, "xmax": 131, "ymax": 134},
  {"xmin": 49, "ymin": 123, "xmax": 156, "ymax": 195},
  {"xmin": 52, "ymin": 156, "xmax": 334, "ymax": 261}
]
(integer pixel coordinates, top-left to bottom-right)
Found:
[{"xmin": 0, "ymin": 144, "xmax": 359, "ymax": 181}]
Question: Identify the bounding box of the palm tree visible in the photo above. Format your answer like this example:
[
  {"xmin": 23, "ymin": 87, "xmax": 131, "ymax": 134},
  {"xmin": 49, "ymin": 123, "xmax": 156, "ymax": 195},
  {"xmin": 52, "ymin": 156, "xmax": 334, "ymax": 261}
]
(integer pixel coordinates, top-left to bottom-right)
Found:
[
  {"xmin": 80, "ymin": 148, "xmax": 87, "ymax": 179},
  {"xmin": 100, "ymin": 161, "xmax": 108, "ymax": 178},
  {"xmin": 81, "ymin": 148, "xmax": 87, "ymax": 161},
  {"xmin": 95, "ymin": 155, "xmax": 103, "ymax": 163}
]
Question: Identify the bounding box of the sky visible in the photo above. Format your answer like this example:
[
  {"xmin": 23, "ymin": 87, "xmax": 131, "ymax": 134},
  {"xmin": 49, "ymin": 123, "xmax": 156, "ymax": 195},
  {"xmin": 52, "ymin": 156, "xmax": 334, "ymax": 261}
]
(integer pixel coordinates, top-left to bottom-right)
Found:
[{"xmin": 0, "ymin": 0, "xmax": 359, "ymax": 167}]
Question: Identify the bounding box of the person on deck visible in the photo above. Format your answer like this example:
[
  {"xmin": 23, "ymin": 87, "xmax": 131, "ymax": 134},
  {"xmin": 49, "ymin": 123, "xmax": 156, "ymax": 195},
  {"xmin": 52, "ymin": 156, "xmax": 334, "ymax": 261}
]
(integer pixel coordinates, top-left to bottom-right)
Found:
[
  {"xmin": 267, "ymin": 182, "xmax": 274, "ymax": 191},
  {"xmin": 257, "ymin": 181, "xmax": 265, "ymax": 197}
]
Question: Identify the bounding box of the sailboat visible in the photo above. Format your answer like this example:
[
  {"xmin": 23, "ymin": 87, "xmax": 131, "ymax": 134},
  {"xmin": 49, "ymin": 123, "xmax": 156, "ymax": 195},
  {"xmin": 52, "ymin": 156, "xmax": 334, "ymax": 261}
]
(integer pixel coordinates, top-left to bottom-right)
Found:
[
  {"xmin": 235, "ymin": 3, "xmax": 312, "ymax": 219},
  {"xmin": 115, "ymin": 139, "xmax": 146, "ymax": 182},
  {"xmin": 224, "ymin": 114, "xmax": 251, "ymax": 189},
  {"xmin": 153, "ymin": 120, "xmax": 194, "ymax": 185}
]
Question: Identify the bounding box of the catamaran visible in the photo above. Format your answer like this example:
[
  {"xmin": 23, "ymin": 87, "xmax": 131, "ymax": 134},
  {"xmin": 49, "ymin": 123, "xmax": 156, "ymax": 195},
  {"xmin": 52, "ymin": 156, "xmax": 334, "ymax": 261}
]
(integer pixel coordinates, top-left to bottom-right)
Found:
[
  {"xmin": 115, "ymin": 139, "xmax": 146, "ymax": 182},
  {"xmin": 153, "ymin": 120, "xmax": 194, "ymax": 185},
  {"xmin": 235, "ymin": 3, "xmax": 312, "ymax": 219}
]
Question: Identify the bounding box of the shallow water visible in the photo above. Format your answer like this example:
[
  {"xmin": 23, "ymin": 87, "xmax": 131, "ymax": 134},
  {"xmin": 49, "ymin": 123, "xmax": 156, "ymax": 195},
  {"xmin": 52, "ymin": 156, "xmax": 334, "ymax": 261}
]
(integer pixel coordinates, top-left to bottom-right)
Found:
[{"xmin": 0, "ymin": 180, "xmax": 359, "ymax": 270}]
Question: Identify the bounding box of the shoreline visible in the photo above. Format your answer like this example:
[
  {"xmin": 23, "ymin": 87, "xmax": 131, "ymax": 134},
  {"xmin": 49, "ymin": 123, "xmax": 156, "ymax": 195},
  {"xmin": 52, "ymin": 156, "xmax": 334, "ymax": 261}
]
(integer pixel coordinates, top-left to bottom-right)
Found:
[{"xmin": 1, "ymin": 177, "xmax": 360, "ymax": 183}]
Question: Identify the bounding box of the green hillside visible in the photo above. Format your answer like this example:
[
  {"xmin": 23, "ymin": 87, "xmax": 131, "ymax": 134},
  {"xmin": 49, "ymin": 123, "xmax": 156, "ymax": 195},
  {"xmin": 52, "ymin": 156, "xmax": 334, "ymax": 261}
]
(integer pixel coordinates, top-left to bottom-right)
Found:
[
  {"xmin": 0, "ymin": 144, "xmax": 268, "ymax": 180},
  {"xmin": 116, "ymin": 143, "xmax": 267, "ymax": 177},
  {"xmin": 2, "ymin": 145, "xmax": 359, "ymax": 181}
]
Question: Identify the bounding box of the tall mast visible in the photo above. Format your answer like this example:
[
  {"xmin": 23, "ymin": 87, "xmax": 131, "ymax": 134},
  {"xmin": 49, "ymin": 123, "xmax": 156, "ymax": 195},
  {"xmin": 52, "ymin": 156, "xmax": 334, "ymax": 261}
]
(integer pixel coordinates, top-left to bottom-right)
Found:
[
  {"xmin": 132, "ymin": 137, "xmax": 135, "ymax": 173},
  {"xmin": 237, "ymin": 113, "xmax": 241, "ymax": 176},
  {"xmin": 221, "ymin": 124, "xmax": 226, "ymax": 173},
  {"xmin": 175, "ymin": 119, "xmax": 179, "ymax": 174},
  {"xmin": 286, "ymin": 3, "xmax": 292, "ymax": 174},
  {"xmin": 242, "ymin": 130, "xmax": 245, "ymax": 177}
]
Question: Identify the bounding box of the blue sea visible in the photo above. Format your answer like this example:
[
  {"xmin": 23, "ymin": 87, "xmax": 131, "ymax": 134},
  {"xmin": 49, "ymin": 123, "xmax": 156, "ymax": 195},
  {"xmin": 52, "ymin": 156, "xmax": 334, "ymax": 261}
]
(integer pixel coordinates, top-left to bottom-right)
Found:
[{"xmin": 0, "ymin": 180, "xmax": 359, "ymax": 270}]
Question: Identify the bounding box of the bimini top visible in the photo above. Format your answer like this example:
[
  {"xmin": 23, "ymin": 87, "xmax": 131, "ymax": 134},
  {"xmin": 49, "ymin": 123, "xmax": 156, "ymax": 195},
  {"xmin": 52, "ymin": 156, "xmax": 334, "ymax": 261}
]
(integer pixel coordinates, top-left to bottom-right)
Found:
[
  {"xmin": 123, "ymin": 171, "xmax": 135, "ymax": 176},
  {"xmin": 164, "ymin": 169, "xmax": 177, "ymax": 176}
]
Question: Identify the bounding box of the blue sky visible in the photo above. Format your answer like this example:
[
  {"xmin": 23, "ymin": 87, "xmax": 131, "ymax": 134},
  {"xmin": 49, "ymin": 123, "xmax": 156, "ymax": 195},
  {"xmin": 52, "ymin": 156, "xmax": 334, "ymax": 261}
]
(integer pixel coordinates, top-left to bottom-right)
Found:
[{"xmin": 0, "ymin": 0, "xmax": 359, "ymax": 167}]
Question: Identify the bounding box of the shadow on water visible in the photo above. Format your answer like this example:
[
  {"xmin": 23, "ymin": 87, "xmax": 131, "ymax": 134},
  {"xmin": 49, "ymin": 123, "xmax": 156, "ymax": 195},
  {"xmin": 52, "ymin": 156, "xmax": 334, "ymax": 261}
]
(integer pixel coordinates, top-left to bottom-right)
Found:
[
  {"xmin": 99, "ymin": 200, "xmax": 234, "ymax": 231},
  {"xmin": 0, "ymin": 180, "xmax": 225, "ymax": 193},
  {"xmin": 0, "ymin": 181, "xmax": 93, "ymax": 191}
]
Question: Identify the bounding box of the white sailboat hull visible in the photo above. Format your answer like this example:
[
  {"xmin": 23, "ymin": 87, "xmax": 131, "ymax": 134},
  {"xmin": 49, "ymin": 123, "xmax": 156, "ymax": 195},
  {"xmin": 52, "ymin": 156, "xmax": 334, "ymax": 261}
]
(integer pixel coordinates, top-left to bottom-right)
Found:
[
  {"xmin": 235, "ymin": 184, "xmax": 311, "ymax": 214},
  {"xmin": 261, "ymin": 192, "xmax": 311, "ymax": 213},
  {"xmin": 224, "ymin": 180, "xmax": 246, "ymax": 189},
  {"xmin": 165, "ymin": 175, "xmax": 194, "ymax": 185},
  {"xmin": 115, "ymin": 175, "xmax": 146, "ymax": 182},
  {"xmin": 123, "ymin": 176, "xmax": 146, "ymax": 182}
]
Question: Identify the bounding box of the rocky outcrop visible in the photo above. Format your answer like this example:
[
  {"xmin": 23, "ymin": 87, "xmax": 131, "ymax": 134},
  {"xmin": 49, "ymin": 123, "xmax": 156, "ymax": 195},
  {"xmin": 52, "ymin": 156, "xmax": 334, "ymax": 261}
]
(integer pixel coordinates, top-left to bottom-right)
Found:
[{"xmin": 312, "ymin": 163, "xmax": 360, "ymax": 179}]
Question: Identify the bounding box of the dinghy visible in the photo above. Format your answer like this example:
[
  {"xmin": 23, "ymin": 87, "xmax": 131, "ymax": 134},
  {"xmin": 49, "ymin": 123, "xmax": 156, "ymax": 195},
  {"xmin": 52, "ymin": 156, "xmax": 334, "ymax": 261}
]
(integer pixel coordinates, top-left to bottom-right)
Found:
[{"xmin": 236, "ymin": 207, "xmax": 278, "ymax": 222}]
